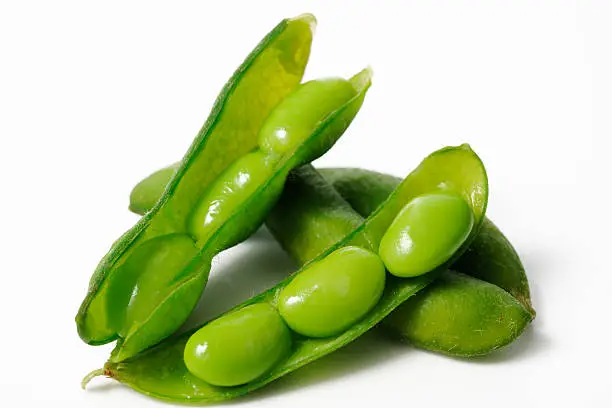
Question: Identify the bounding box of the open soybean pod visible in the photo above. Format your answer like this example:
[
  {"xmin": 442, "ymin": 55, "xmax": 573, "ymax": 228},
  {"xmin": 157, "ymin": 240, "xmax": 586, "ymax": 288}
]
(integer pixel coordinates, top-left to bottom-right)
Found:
[
  {"xmin": 86, "ymin": 144, "xmax": 487, "ymax": 403},
  {"xmin": 268, "ymin": 165, "xmax": 532, "ymax": 357},
  {"xmin": 76, "ymin": 13, "xmax": 373, "ymax": 363},
  {"xmin": 319, "ymin": 167, "xmax": 535, "ymax": 315}
]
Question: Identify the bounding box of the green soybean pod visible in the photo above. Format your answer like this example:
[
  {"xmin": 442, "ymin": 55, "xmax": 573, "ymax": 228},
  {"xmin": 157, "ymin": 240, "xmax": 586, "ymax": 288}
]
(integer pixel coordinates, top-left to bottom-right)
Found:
[
  {"xmin": 184, "ymin": 303, "xmax": 292, "ymax": 387},
  {"xmin": 379, "ymin": 192, "xmax": 474, "ymax": 278},
  {"xmin": 258, "ymin": 78, "xmax": 358, "ymax": 155},
  {"xmin": 383, "ymin": 270, "xmax": 532, "ymax": 357},
  {"xmin": 90, "ymin": 144, "xmax": 487, "ymax": 402},
  {"xmin": 266, "ymin": 165, "xmax": 532, "ymax": 358},
  {"xmin": 76, "ymin": 14, "xmax": 316, "ymax": 357},
  {"xmin": 278, "ymin": 246, "xmax": 386, "ymax": 337}
]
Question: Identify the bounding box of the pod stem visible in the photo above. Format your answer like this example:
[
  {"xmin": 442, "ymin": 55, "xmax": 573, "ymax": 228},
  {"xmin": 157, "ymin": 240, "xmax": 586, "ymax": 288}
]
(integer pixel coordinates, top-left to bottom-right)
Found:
[{"xmin": 81, "ymin": 368, "xmax": 106, "ymax": 390}]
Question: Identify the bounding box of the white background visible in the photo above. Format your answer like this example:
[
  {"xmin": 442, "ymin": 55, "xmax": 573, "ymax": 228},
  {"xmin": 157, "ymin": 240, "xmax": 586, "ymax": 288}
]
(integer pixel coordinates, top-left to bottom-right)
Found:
[{"xmin": 1, "ymin": 1, "xmax": 610, "ymax": 407}]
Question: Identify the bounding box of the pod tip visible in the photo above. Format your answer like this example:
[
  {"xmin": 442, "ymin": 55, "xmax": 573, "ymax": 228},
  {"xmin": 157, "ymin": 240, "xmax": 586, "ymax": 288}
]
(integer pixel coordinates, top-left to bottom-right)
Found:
[{"xmin": 291, "ymin": 13, "xmax": 318, "ymax": 33}]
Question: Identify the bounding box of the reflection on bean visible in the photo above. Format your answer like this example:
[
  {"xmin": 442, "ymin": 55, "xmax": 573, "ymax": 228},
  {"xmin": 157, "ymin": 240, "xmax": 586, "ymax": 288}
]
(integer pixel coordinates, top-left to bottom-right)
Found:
[
  {"xmin": 278, "ymin": 246, "xmax": 386, "ymax": 337},
  {"xmin": 184, "ymin": 303, "xmax": 292, "ymax": 387},
  {"xmin": 379, "ymin": 192, "xmax": 474, "ymax": 278},
  {"xmin": 258, "ymin": 78, "xmax": 357, "ymax": 155},
  {"xmin": 187, "ymin": 151, "xmax": 276, "ymax": 245}
]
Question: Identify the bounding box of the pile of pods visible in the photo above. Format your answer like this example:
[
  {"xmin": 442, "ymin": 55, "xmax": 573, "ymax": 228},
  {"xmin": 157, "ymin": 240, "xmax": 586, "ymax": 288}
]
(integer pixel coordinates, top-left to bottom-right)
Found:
[{"xmin": 77, "ymin": 14, "xmax": 535, "ymax": 403}]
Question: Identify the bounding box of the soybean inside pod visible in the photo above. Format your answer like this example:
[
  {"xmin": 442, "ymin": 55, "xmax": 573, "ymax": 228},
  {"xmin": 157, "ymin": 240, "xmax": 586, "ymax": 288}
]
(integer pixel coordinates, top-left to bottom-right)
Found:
[
  {"xmin": 85, "ymin": 144, "xmax": 487, "ymax": 402},
  {"xmin": 76, "ymin": 13, "xmax": 374, "ymax": 362}
]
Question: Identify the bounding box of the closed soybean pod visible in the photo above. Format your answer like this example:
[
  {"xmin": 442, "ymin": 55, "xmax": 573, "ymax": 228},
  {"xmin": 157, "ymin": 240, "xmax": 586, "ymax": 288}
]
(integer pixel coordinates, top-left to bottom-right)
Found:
[
  {"xmin": 85, "ymin": 144, "xmax": 488, "ymax": 402},
  {"xmin": 76, "ymin": 14, "xmax": 374, "ymax": 363}
]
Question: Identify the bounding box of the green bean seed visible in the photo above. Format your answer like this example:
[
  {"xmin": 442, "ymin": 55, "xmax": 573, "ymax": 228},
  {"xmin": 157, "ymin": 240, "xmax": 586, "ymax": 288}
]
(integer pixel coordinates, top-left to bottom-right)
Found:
[
  {"xmin": 379, "ymin": 192, "xmax": 474, "ymax": 277},
  {"xmin": 187, "ymin": 151, "xmax": 276, "ymax": 244},
  {"xmin": 184, "ymin": 303, "xmax": 292, "ymax": 387},
  {"xmin": 278, "ymin": 246, "xmax": 385, "ymax": 338},
  {"xmin": 258, "ymin": 78, "xmax": 357, "ymax": 155}
]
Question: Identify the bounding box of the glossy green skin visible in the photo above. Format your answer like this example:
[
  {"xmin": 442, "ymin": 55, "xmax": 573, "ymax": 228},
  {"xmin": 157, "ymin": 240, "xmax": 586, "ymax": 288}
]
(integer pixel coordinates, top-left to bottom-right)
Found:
[
  {"xmin": 96, "ymin": 144, "xmax": 487, "ymax": 402},
  {"xmin": 379, "ymin": 192, "xmax": 474, "ymax": 278},
  {"xmin": 384, "ymin": 270, "xmax": 532, "ymax": 356},
  {"xmin": 320, "ymin": 168, "xmax": 534, "ymax": 315},
  {"xmin": 259, "ymin": 78, "xmax": 357, "ymax": 155},
  {"xmin": 77, "ymin": 14, "xmax": 322, "ymax": 361},
  {"xmin": 187, "ymin": 151, "xmax": 276, "ymax": 245},
  {"xmin": 278, "ymin": 246, "xmax": 386, "ymax": 337},
  {"xmin": 184, "ymin": 303, "xmax": 291, "ymax": 387}
]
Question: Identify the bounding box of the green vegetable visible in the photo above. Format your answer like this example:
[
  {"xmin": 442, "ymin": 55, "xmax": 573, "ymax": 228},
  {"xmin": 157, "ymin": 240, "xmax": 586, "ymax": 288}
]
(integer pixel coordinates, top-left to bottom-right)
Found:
[
  {"xmin": 76, "ymin": 13, "xmax": 374, "ymax": 363},
  {"xmin": 278, "ymin": 246, "xmax": 386, "ymax": 337},
  {"xmin": 84, "ymin": 144, "xmax": 487, "ymax": 402},
  {"xmin": 265, "ymin": 164, "xmax": 531, "ymax": 357},
  {"xmin": 379, "ymin": 192, "xmax": 474, "ymax": 277},
  {"xmin": 184, "ymin": 303, "xmax": 291, "ymax": 387}
]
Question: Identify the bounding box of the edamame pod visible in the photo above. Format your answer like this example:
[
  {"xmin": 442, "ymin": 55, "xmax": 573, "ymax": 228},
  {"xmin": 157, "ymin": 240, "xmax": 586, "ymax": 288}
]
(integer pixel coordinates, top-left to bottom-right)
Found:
[
  {"xmin": 77, "ymin": 14, "xmax": 374, "ymax": 363},
  {"xmin": 86, "ymin": 144, "xmax": 488, "ymax": 402},
  {"xmin": 266, "ymin": 165, "xmax": 532, "ymax": 357}
]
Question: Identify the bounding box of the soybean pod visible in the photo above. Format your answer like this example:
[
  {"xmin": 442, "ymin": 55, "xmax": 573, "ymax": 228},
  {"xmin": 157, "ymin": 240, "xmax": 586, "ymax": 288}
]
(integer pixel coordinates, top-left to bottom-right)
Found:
[
  {"xmin": 76, "ymin": 14, "xmax": 374, "ymax": 363},
  {"xmin": 267, "ymin": 164, "xmax": 532, "ymax": 357},
  {"xmin": 85, "ymin": 144, "xmax": 488, "ymax": 402}
]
